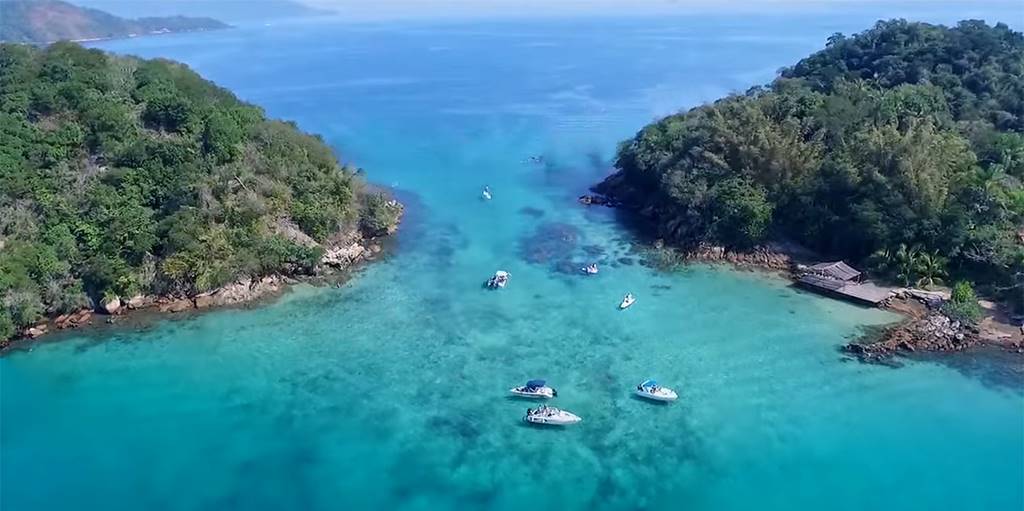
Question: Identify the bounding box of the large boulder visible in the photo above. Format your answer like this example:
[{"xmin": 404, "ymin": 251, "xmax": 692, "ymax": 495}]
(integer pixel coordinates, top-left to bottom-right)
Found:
[
  {"xmin": 125, "ymin": 295, "xmax": 153, "ymax": 310},
  {"xmin": 103, "ymin": 296, "xmax": 121, "ymax": 315},
  {"xmin": 24, "ymin": 324, "xmax": 48, "ymax": 338},
  {"xmin": 321, "ymin": 243, "xmax": 368, "ymax": 268},
  {"xmin": 160, "ymin": 299, "xmax": 193, "ymax": 313}
]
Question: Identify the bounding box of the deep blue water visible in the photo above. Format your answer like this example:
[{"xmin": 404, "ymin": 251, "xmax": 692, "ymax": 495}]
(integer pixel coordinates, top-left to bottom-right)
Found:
[{"xmin": 3, "ymin": 8, "xmax": 1023, "ymax": 511}]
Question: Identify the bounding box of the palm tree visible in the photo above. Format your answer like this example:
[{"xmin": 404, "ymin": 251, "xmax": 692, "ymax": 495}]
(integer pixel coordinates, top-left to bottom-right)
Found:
[
  {"xmin": 867, "ymin": 247, "xmax": 894, "ymax": 276},
  {"xmin": 915, "ymin": 251, "xmax": 948, "ymax": 289},
  {"xmin": 893, "ymin": 243, "xmax": 920, "ymax": 287}
]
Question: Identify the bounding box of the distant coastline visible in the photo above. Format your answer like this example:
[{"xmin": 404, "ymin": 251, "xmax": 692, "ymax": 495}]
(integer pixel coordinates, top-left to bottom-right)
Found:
[
  {"xmin": 65, "ymin": 25, "xmax": 228, "ymax": 45},
  {"xmin": 0, "ymin": 0, "xmax": 231, "ymax": 44}
]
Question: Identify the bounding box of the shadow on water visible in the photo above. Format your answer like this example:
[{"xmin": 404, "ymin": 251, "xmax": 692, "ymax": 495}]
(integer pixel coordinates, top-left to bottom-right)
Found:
[{"xmin": 911, "ymin": 347, "xmax": 1024, "ymax": 393}]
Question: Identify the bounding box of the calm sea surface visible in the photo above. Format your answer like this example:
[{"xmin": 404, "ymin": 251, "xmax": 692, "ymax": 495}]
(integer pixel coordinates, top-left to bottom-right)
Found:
[{"xmin": 3, "ymin": 7, "xmax": 1023, "ymax": 510}]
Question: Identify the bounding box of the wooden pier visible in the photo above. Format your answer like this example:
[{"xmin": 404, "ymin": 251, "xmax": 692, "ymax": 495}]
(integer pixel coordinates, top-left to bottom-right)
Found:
[{"xmin": 796, "ymin": 261, "xmax": 893, "ymax": 306}]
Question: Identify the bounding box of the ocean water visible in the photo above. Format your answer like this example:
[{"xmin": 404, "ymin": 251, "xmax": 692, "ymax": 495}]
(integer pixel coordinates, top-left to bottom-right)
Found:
[{"xmin": 3, "ymin": 10, "xmax": 1024, "ymax": 511}]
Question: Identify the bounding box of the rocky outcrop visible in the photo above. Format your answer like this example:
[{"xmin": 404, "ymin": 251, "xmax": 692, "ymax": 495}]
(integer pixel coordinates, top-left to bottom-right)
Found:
[
  {"xmin": 54, "ymin": 310, "xmax": 93, "ymax": 329},
  {"xmin": 159, "ymin": 298, "xmax": 193, "ymax": 313},
  {"xmin": 23, "ymin": 324, "xmax": 48, "ymax": 339},
  {"xmin": 125, "ymin": 294, "xmax": 153, "ymax": 310},
  {"xmin": 843, "ymin": 313, "xmax": 981, "ymax": 363},
  {"xmin": 199, "ymin": 276, "xmax": 285, "ymax": 308},
  {"xmin": 321, "ymin": 243, "xmax": 369, "ymax": 268},
  {"xmin": 680, "ymin": 243, "xmax": 793, "ymax": 271},
  {"xmin": 578, "ymin": 194, "xmax": 619, "ymax": 207}
]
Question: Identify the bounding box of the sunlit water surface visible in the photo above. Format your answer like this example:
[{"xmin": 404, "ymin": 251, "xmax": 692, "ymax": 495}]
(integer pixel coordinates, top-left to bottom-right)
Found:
[{"xmin": 3, "ymin": 9, "xmax": 1023, "ymax": 511}]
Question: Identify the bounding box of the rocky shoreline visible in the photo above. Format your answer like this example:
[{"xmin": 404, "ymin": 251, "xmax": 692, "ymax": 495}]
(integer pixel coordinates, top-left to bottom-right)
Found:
[
  {"xmin": 579, "ymin": 192, "xmax": 1023, "ymax": 364},
  {"xmin": 2, "ymin": 205, "xmax": 403, "ymax": 353}
]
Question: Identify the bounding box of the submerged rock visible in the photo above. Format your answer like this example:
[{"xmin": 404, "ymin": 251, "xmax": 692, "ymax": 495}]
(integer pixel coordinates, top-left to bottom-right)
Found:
[
  {"xmin": 518, "ymin": 206, "xmax": 545, "ymax": 218},
  {"xmin": 518, "ymin": 222, "xmax": 582, "ymax": 265}
]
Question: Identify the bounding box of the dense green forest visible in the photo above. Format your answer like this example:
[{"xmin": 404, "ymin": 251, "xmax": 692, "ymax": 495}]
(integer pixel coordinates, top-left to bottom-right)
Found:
[
  {"xmin": 0, "ymin": 0, "xmax": 228, "ymax": 44},
  {"xmin": 598, "ymin": 20, "xmax": 1024, "ymax": 310},
  {"xmin": 0, "ymin": 43, "xmax": 400, "ymax": 339}
]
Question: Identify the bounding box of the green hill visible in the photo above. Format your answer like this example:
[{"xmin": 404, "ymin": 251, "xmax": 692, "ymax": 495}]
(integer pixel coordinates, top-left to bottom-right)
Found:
[
  {"xmin": 597, "ymin": 20, "xmax": 1024, "ymax": 309},
  {"xmin": 0, "ymin": 0, "xmax": 229, "ymax": 43},
  {"xmin": 0, "ymin": 43, "xmax": 401, "ymax": 340}
]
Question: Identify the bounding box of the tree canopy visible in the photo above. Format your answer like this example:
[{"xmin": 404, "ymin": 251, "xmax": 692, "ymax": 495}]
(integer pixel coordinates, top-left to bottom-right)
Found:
[
  {"xmin": 598, "ymin": 20, "xmax": 1024, "ymax": 310},
  {"xmin": 0, "ymin": 42, "xmax": 399, "ymax": 340}
]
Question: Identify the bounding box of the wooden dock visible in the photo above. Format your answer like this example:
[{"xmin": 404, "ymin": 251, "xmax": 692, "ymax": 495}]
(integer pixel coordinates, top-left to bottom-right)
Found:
[{"xmin": 796, "ymin": 261, "xmax": 892, "ymax": 306}]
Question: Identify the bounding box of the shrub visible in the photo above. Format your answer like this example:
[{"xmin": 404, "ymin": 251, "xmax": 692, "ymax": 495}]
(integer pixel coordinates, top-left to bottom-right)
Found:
[
  {"xmin": 943, "ymin": 281, "xmax": 983, "ymax": 323},
  {"xmin": 360, "ymin": 193, "xmax": 401, "ymax": 237}
]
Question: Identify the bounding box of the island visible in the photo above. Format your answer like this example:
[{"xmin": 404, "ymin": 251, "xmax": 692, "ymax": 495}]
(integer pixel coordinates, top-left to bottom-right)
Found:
[
  {"xmin": 0, "ymin": 0, "xmax": 230, "ymax": 44},
  {"xmin": 592, "ymin": 20, "xmax": 1023, "ymax": 357},
  {"xmin": 0, "ymin": 42, "xmax": 403, "ymax": 345}
]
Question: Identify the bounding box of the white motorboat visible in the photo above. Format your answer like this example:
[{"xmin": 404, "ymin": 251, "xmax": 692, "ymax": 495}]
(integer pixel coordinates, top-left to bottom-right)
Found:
[
  {"xmin": 482, "ymin": 187, "xmax": 492, "ymax": 200},
  {"xmin": 619, "ymin": 293, "xmax": 636, "ymax": 309},
  {"xmin": 486, "ymin": 270, "xmax": 510, "ymax": 289},
  {"xmin": 581, "ymin": 264, "xmax": 599, "ymax": 275},
  {"xmin": 509, "ymin": 379, "xmax": 557, "ymax": 399},
  {"xmin": 635, "ymin": 379, "xmax": 678, "ymax": 402},
  {"xmin": 523, "ymin": 405, "xmax": 581, "ymax": 426}
]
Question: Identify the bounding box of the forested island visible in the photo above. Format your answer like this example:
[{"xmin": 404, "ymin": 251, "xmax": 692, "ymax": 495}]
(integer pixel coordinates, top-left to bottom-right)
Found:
[
  {"xmin": 0, "ymin": 0, "xmax": 229, "ymax": 44},
  {"xmin": 0, "ymin": 43, "xmax": 402, "ymax": 343},
  {"xmin": 596, "ymin": 20, "xmax": 1023, "ymax": 315}
]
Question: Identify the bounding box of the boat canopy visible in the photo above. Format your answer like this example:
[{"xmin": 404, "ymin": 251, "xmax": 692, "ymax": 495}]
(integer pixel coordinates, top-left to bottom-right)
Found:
[
  {"xmin": 526, "ymin": 379, "xmax": 546, "ymax": 389},
  {"xmin": 640, "ymin": 379, "xmax": 657, "ymax": 388}
]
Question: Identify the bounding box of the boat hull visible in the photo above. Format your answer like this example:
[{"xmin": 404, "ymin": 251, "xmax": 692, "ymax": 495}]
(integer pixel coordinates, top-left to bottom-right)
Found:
[
  {"xmin": 524, "ymin": 412, "xmax": 581, "ymax": 426},
  {"xmin": 636, "ymin": 389, "xmax": 678, "ymax": 402},
  {"xmin": 510, "ymin": 387, "xmax": 555, "ymax": 399}
]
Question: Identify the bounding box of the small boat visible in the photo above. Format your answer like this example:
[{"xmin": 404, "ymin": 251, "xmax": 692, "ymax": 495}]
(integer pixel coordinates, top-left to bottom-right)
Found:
[
  {"xmin": 482, "ymin": 186, "xmax": 492, "ymax": 200},
  {"xmin": 581, "ymin": 264, "xmax": 599, "ymax": 275},
  {"xmin": 486, "ymin": 270, "xmax": 510, "ymax": 289},
  {"xmin": 619, "ymin": 293, "xmax": 636, "ymax": 309},
  {"xmin": 635, "ymin": 379, "xmax": 678, "ymax": 402},
  {"xmin": 524, "ymin": 405, "xmax": 581, "ymax": 426},
  {"xmin": 510, "ymin": 379, "xmax": 557, "ymax": 399}
]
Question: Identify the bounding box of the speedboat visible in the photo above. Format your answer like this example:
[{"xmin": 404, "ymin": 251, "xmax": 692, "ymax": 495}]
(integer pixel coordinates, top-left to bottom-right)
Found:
[
  {"xmin": 523, "ymin": 405, "xmax": 581, "ymax": 426},
  {"xmin": 581, "ymin": 264, "xmax": 599, "ymax": 275},
  {"xmin": 509, "ymin": 379, "xmax": 557, "ymax": 399},
  {"xmin": 486, "ymin": 270, "xmax": 510, "ymax": 289},
  {"xmin": 619, "ymin": 293, "xmax": 636, "ymax": 309},
  {"xmin": 635, "ymin": 379, "xmax": 678, "ymax": 402},
  {"xmin": 482, "ymin": 188, "xmax": 492, "ymax": 200}
]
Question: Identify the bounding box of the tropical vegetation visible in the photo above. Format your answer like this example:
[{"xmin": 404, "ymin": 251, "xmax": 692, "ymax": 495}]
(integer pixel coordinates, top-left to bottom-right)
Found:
[
  {"xmin": 0, "ymin": 42, "xmax": 400, "ymax": 340},
  {"xmin": 597, "ymin": 20, "xmax": 1024, "ymax": 311}
]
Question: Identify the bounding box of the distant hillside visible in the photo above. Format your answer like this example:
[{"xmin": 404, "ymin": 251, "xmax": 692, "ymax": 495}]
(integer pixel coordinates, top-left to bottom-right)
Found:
[
  {"xmin": 0, "ymin": 0, "xmax": 229, "ymax": 43},
  {"xmin": 70, "ymin": 0, "xmax": 330, "ymax": 22}
]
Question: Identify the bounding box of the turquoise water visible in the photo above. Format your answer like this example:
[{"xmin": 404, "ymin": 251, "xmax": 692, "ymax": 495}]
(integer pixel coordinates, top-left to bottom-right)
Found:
[{"xmin": 4, "ymin": 11, "xmax": 1024, "ymax": 511}]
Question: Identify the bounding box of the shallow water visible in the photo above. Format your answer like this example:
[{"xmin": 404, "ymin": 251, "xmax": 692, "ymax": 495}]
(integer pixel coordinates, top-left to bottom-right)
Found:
[{"xmin": 3, "ymin": 9, "xmax": 1023, "ymax": 511}]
